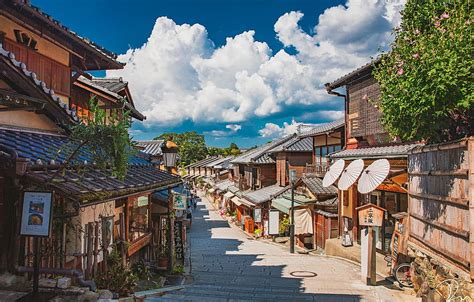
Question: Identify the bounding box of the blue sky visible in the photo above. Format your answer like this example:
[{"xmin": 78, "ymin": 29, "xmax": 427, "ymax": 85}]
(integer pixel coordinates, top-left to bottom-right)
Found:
[{"xmin": 32, "ymin": 0, "xmax": 403, "ymax": 148}]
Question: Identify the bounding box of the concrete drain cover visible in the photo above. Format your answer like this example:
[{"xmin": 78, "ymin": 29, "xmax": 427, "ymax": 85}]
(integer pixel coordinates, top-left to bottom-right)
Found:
[{"xmin": 290, "ymin": 271, "xmax": 317, "ymax": 278}]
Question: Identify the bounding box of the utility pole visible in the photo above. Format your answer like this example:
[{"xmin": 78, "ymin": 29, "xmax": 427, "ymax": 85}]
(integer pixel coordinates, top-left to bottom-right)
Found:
[{"xmin": 289, "ymin": 169, "xmax": 296, "ymax": 254}]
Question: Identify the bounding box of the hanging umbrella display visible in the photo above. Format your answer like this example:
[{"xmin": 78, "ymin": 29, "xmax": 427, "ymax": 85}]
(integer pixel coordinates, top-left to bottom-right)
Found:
[
  {"xmin": 337, "ymin": 159, "xmax": 364, "ymax": 191},
  {"xmin": 357, "ymin": 159, "xmax": 391, "ymax": 194},
  {"xmin": 322, "ymin": 159, "xmax": 345, "ymax": 187}
]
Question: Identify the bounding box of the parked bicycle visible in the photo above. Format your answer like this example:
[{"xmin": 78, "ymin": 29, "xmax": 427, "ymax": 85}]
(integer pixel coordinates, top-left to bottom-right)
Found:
[{"xmin": 384, "ymin": 254, "xmax": 413, "ymax": 287}]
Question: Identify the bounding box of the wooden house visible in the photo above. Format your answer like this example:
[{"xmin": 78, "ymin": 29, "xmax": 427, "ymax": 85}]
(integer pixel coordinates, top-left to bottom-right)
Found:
[
  {"xmin": 0, "ymin": 1, "xmax": 180, "ymax": 281},
  {"xmin": 325, "ymin": 61, "xmax": 421, "ymax": 255}
]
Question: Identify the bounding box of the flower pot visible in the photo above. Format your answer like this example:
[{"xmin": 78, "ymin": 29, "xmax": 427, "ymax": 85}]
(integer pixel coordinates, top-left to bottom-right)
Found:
[{"xmin": 158, "ymin": 257, "xmax": 168, "ymax": 268}]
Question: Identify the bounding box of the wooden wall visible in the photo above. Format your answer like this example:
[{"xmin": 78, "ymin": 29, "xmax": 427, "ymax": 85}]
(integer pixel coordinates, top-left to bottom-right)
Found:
[
  {"xmin": 347, "ymin": 77, "xmax": 385, "ymax": 139},
  {"xmin": 408, "ymin": 138, "xmax": 473, "ymax": 278}
]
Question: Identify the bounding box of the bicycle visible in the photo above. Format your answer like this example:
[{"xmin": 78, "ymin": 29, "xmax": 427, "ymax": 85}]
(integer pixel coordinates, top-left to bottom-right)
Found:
[{"xmin": 384, "ymin": 254, "xmax": 413, "ymax": 288}]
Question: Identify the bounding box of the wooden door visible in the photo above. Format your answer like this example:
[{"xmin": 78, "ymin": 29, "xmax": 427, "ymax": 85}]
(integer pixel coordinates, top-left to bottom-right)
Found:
[{"xmin": 315, "ymin": 213, "xmax": 326, "ymax": 249}]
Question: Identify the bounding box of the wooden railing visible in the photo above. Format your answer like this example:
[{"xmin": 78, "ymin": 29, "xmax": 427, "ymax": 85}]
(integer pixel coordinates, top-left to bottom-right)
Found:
[{"xmin": 304, "ymin": 163, "xmax": 328, "ymax": 176}]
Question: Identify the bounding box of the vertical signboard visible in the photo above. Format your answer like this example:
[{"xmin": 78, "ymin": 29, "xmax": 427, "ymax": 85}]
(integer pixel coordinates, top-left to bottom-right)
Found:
[
  {"xmin": 174, "ymin": 220, "xmax": 184, "ymax": 260},
  {"xmin": 254, "ymin": 208, "xmax": 262, "ymax": 223}
]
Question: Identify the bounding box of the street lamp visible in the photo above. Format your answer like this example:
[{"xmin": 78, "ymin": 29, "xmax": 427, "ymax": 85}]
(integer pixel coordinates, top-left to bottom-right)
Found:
[
  {"xmin": 289, "ymin": 169, "xmax": 297, "ymax": 254},
  {"xmin": 161, "ymin": 137, "xmax": 178, "ymax": 172}
]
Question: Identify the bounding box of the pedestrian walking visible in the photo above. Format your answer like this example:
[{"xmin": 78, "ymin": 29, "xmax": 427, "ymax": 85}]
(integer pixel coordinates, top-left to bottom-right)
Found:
[{"xmin": 186, "ymin": 205, "xmax": 193, "ymax": 228}]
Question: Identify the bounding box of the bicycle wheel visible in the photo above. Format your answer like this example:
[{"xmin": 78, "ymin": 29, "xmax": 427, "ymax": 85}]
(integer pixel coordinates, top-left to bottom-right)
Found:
[{"xmin": 393, "ymin": 263, "xmax": 413, "ymax": 288}]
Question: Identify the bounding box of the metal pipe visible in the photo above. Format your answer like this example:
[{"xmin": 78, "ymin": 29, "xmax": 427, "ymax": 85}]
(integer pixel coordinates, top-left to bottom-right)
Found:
[
  {"xmin": 290, "ymin": 183, "xmax": 295, "ymax": 254},
  {"xmin": 16, "ymin": 266, "xmax": 97, "ymax": 291}
]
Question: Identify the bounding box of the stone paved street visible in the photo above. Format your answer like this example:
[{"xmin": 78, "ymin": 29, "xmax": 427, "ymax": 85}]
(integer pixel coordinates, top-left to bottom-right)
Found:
[{"xmin": 148, "ymin": 195, "xmax": 419, "ymax": 302}]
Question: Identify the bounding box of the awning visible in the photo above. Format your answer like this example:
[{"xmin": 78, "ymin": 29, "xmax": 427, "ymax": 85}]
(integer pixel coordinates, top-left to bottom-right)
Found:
[
  {"xmin": 231, "ymin": 196, "xmax": 254, "ymax": 208},
  {"xmin": 272, "ymin": 198, "xmax": 292, "ymax": 214},
  {"xmin": 26, "ymin": 166, "xmax": 182, "ymax": 206},
  {"xmin": 223, "ymin": 192, "xmax": 234, "ymax": 199},
  {"xmin": 295, "ymin": 208, "xmax": 313, "ymax": 235},
  {"xmin": 231, "ymin": 196, "xmax": 242, "ymax": 206}
]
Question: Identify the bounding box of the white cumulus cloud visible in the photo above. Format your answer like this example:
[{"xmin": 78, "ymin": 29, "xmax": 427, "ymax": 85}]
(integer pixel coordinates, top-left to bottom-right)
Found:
[{"xmin": 108, "ymin": 0, "xmax": 404, "ymax": 127}]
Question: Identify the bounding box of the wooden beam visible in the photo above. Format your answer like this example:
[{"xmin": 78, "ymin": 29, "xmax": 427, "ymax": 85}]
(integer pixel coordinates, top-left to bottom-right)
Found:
[
  {"xmin": 409, "ymin": 191, "xmax": 469, "ymax": 208},
  {"xmin": 408, "ymin": 234, "xmax": 470, "ymax": 269},
  {"xmin": 468, "ymin": 138, "xmax": 474, "ymax": 280},
  {"xmin": 409, "ymin": 169, "xmax": 469, "ymax": 177},
  {"xmin": 410, "ymin": 212, "xmax": 469, "ymax": 239}
]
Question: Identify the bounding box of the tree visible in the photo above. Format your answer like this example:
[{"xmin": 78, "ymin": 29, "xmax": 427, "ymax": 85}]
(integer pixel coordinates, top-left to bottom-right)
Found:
[
  {"xmin": 373, "ymin": 0, "xmax": 473, "ymax": 143},
  {"xmin": 55, "ymin": 98, "xmax": 135, "ymax": 180},
  {"xmin": 155, "ymin": 131, "xmax": 207, "ymax": 167}
]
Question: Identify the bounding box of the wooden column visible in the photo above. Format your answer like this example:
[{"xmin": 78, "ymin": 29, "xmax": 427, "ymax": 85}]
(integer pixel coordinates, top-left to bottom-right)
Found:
[
  {"xmin": 468, "ymin": 138, "xmax": 474, "ymax": 280},
  {"xmin": 168, "ymin": 187, "xmax": 174, "ymax": 271}
]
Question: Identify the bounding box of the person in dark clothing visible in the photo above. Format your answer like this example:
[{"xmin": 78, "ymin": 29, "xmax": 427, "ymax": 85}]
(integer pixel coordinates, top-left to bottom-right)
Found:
[{"xmin": 186, "ymin": 205, "xmax": 192, "ymax": 228}]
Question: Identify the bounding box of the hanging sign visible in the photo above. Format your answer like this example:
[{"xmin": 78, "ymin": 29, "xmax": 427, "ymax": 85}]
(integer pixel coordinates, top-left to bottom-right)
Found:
[
  {"xmin": 20, "ymin": 191, "xmax": 53, "ymax": 237},
  {"xmin": 356, "ymin": 204, "xmax": 385, "ymax": 227},
  {"xmin": 174, "ymin": 220, "xmax": 184, "ymax": 260},
  {"xmin": 254, "ymin": 208, "xmax": 262, "ymax": 223},
  {"xmin": 173, "ymin": 193, "xmax": 187, "ymax": 210}
]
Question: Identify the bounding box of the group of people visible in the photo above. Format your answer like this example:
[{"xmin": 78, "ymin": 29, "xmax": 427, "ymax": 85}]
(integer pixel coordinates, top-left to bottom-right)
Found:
[{"xmin": 186, "ymin": 190, "xmax": 198, "ymax": 228}]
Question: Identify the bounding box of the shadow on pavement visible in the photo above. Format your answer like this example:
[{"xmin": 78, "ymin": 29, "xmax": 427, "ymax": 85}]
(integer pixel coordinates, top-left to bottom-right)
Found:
[{"xmin": 174, "ymin": 199, "xmax": 364, "ymax": 302}]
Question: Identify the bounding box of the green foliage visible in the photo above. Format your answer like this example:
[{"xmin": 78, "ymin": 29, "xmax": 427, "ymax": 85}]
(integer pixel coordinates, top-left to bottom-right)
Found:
[
  {"xmin": 155, "ymin": 131, "xmax": 207, "ymax": 167},
  {"xmin": 171, "ymin": 265, "xmax": 185, "ymax": 275},
  {"xmin": 95, "ymin": 248, "xmax": 138, "ymax": 297},
  {"xmin": 62, "ymin": 98, "xmax": 135, "ymax": 180},
  {"xmin": 279, "ymin": 216, "xmax": 290, "ymax": 235},
  {"xmin": 131, "ymin": 259, "xmax": 152, "ymax": 281},
  {"xmin": 373, "ymin": 0, "xmax": 473, "ymax": 143}
]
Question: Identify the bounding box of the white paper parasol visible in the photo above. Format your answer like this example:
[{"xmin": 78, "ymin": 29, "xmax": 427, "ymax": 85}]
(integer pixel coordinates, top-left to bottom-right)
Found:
[
  {"xmin": 357, "ymin": 159, "xmax": 391, "ymax": 194},
  {"xmin": 337, "ymin": 159, "xmax": 364, "ymax": 190},
  {"xmin": 322, "ymin": 159, "xmax": 345, "ymax": 187}
]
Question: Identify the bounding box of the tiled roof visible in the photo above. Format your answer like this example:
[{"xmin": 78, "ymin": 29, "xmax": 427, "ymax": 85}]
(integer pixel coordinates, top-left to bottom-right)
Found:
[
  {"xmin": 186, "ymin": 156, "xmax": 220, "ymax": 168},
  {"xmin": 242, "ymin": 184, "xmax": 288, "ymax": 205},
  {"xmin": 330, "ymin": 143, "xmax": 422, "ymax": 159},
  {"xmin": 0, "ymin": 44, "xmax": 78, "ymax": 123},
  {"xmin": 0, "ymin": 127, "xmax": 151, "ymax": 167},
  {"xmin": 26, "ymin": 165, "xmax": 181, "ymax": 205},
  {"xmin": 91, "ymin": 78, "xmax": 128, "ymax": 93},
  {"xmin": 231, "ymin": 135, "xmax": 295, "ymax": 164},
  {"xmin": 325, "ymin": 58, "xmax": 381, "ymax": 90},
  {"xmin": 136, "ymin": 140, "xmax": 164, "ymax": 156},
  {"xmin": 206, "ymin": 156, "xmax": 234, "ymax": 168},
  {"xmin": 214, "ymin": 157, "xmax": 234, "ymax": 169},
  {"xmin": 301, "ymin": 175, "xmax": 337, "ymax": 195},
  {"xmin": 214, "ymin": 179, "xmax": 234, "ymax": 191},
  {"xmin": 267, "ymin": 136, "xmax": 312, "ymax": 153},
  {"xmin": 22, "ymin": 3, "xmax": 123, "ymax": 68},
  {"xmin": 298, "ymin": 119, "xmax": 345, "ymax": 138},
  {"xmin": 75, "ymin": 76, "xmax": 145, "ymax": 121}
]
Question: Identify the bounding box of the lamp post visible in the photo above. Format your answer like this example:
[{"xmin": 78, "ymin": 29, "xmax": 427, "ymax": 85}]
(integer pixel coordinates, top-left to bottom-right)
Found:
[
  {"xmin": 161, "ymin": 137, "xmax": 178, "ymax": 173},
  {"xmin": 289, "ymin": 169, "xmax": 297, "ymax": 254},
  {"xmin": 161, "ymin": 137, "xmax": 178, "ymax": 271}
]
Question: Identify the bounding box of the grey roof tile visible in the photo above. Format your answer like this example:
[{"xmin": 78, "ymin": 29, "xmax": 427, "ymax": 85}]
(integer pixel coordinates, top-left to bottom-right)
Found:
[
  {"xmin": 301, "ymin": 175, "xmax": 337, "ymax": 195},
  {"xmin": 242, "ymin": 184, "xmax": 288, "ymax": 205},
  {"xmin": 136, "ymin": 140, "xmax": 164, "ymax": 156},
  {"xmin": 231, "ymin": 135, "xmax": 295, "ymax": 164},
  {"xmin": 330, "ymin": 143, "xmax": 422, "ymax": 159},
  {"xmin": 298, "ymin": 119, "xmax": 345, "ymax": 138}
]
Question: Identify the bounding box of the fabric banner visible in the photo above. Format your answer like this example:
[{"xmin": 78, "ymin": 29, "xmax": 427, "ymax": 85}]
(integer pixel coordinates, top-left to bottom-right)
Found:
[
  {"xmin": 294, "ymin": 208, "xmax": 313, "ymax": 235},
  {"xmin": 173, "ymin": 193, "xmax": 187, "ymax": 210}
]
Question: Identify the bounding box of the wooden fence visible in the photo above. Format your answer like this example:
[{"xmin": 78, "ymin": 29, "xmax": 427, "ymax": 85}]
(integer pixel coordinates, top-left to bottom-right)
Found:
[{"xmin": 407, "ymin": 137, "xmax": 473, "ymax": 279}]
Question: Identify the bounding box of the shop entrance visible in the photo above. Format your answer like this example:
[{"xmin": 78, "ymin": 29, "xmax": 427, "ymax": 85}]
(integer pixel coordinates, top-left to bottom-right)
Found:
[{"xmin": 358, "ymin": 190, "xmax": 408, "ymax": 253}]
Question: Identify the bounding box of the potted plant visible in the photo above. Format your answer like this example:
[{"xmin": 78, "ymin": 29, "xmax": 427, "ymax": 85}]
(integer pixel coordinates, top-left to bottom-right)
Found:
[{"xmin": 157, "ymin": 245, "xmax": 168, "ymax": 268}]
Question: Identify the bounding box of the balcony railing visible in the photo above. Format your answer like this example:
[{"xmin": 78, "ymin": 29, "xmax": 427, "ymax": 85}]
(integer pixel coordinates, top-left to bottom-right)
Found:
[{"xmin": 304, "ymin": 163, "xmax": 329, "ymax": 177}]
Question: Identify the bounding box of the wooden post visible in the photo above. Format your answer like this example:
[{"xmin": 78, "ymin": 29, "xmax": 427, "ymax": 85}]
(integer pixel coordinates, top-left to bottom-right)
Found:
[
  {"xmin": 168, "ymin": 187, "xmax": 174, "ymax": 271},
  {"xmin": 367, "ymin": 226, "xmax": 376, "ymax": 286},
  {"xmin": 101, "ymin": 217, "xmax": 109, "ymax": 272},
  {"xmin": 119, "ymin": 213, "xmax": 126, "ymax": 266},
  {"xmin": 85, "ymin": 222, "xmax": 93, "ymax": 280},
  {"xmin": 93, "ymin": 222, "xmax": 99, "ymax": 277},
  {"xmin": 468, "ymin": 138, "xmax": 474, "ymax": 280},
  {"xmin": 32, "ymin": 237, "xmax": 39, "ymax": 297}
]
